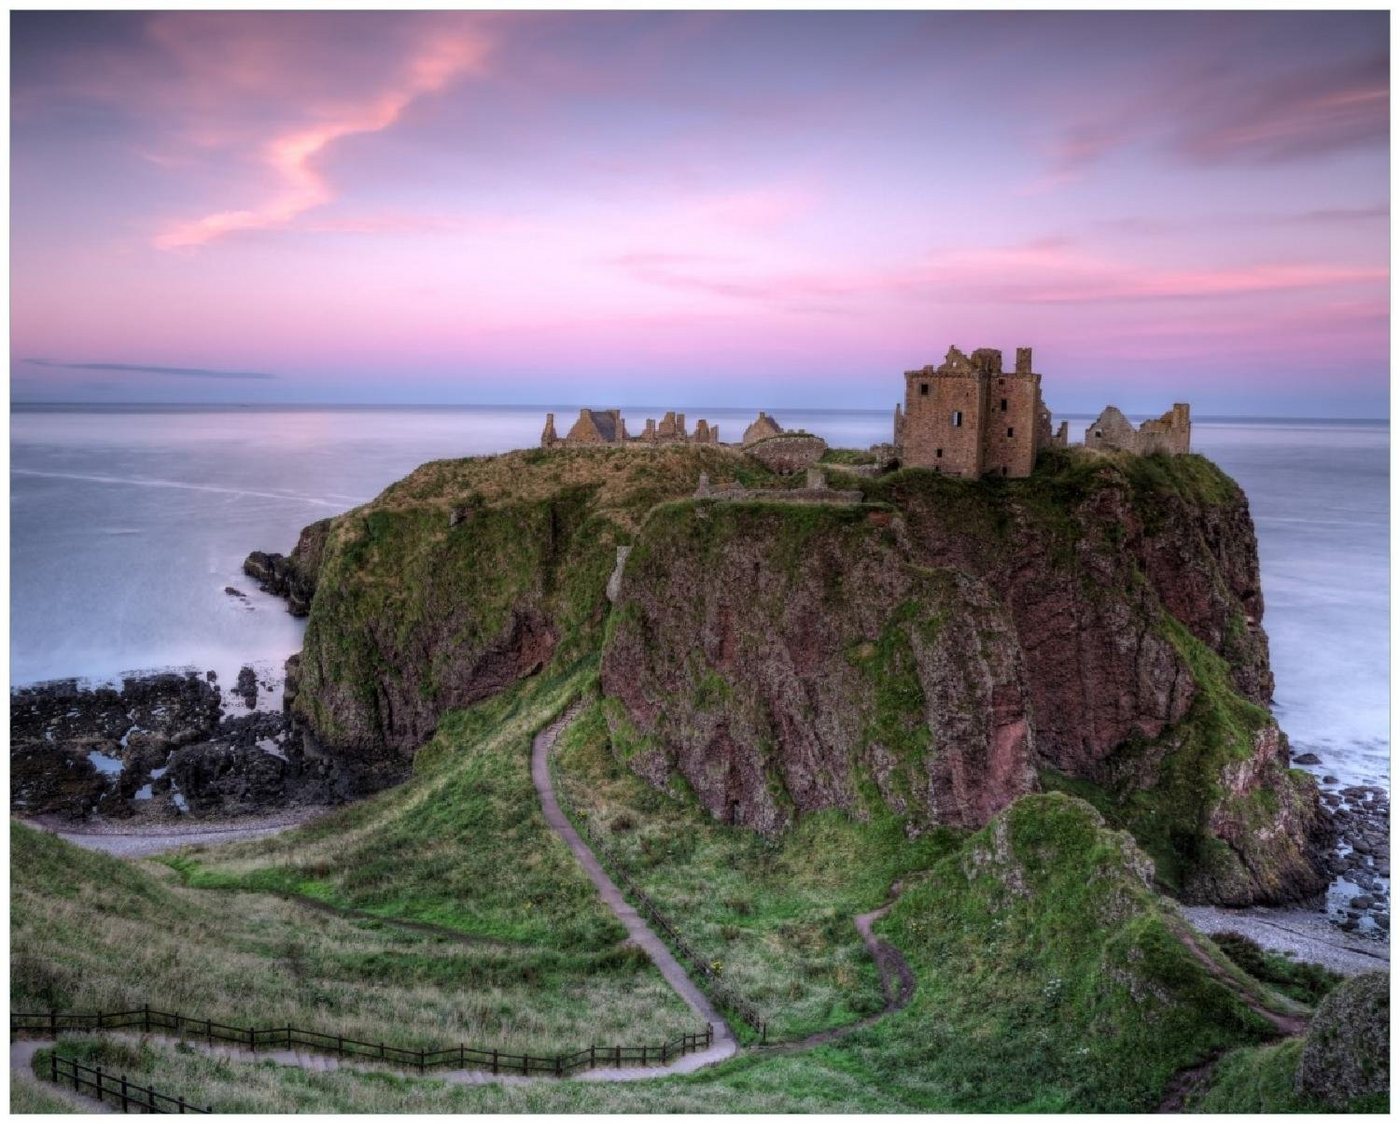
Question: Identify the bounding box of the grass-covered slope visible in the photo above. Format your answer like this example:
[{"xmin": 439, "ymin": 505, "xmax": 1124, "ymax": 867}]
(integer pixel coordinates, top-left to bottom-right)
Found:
[
  {"xmin": 553, "ymin": 697, "xmax": 963, "ymax": 1041},
  {"xmin": 11, "ymin": 671, "xmax": 694, "ymax": 1055},
  {"xmin": 292, "ymin": 444, "xmax": 774, "ymax": 764},
  {"xmin": 22, "ymin": 792, "xmax": 1317, "ymax": 1114}
]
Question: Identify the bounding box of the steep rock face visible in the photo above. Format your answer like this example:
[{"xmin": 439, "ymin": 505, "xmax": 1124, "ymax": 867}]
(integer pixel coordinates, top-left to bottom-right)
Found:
[
  {"xmin": 277, "ymin": 443, "xmax": 1323, "ymax": 906},
  {"xmin": 603, "ymin": 502, "xmax": 1037, "ymax": 833},
  {"xmin": 243, "ymin": 518, "xmax": 331, "ymax": 616},
  {"xmin": 601, "ymin": 451, "xmax": 1325, "ymax": 905},
  {"xmin": 278, "ymin": 445, "xmax": 775, "ymax": 772}
]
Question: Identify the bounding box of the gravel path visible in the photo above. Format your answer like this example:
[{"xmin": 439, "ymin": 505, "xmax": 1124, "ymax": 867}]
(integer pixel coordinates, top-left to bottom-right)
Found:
[
  {"xmin": 1183, "ymin": 904, "xmax": 1390, "ymax": 977},
  {"xmin": 22, "ymin": 808, "xmax": 328, "ymax": 858},
  {"xmin": 530, "ymin": 702, "xmax": 739, "ymax": 1073}
]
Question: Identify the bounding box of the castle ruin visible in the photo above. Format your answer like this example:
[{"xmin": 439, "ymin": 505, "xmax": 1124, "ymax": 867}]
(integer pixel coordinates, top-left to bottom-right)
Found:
[
  {"xmin": 894, "ymin": 345, "xmax": 1066, "ymax": 478},
  {"xmin": 1084, "ymin": 404, "xmax": 1191, "ymax": 456},
  {"xmin": 542, "ymin": 408, "xmax": 721, "ymax": 449}
]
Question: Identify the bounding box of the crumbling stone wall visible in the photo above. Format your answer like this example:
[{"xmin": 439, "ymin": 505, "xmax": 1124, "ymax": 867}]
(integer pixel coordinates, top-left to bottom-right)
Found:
[
  {"xmin": 896, "ymin": 345, "xmax": 1053, "ymax": 479},
  {"xmin": 541, "ymin": 407, "xmax": 719, "ymax": 448},
  {"xmin": 694, "ymin": 469, "xmax": 862, "ymax": 505},
  {"xmin": 1084, "ymin": 404, "xmax": 1191, "ymax": 456},
  {"xmin": 744, "ymin": 432, "xmax": 828, "ymax": 474}
]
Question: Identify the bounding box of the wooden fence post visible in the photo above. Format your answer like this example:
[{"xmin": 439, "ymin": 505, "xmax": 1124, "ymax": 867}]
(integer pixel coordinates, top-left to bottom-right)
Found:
[
  {"xmin": 120, "ymin": 1073, "xmax": 129, "ymax": 1113},
  {"xmin": 458, "ymin": 1044, "xmax": 464, "ymax": 1068},
  {"xmin": 615, "ymin": 1045, "xmax": 621, "ymax": 1067},
  {"xmin": 249, "ymin": 1026, "xmax": 256, "ymax": 1053},
  {"xmin": 148, "ymin": 1085, "xmax": 158, "ymax": 1113},
  {"xmin": 419, "ymin": 1048, "xmax": 425, "ymax": 1075},
  {"xmin": 336, "ymin": 1034, "xmax": 343, "ymax": 1058},
  {"xmin": 178, "ymin": 1096, "xmax": 187, "ymax": 1114},
  {"xmin": 95, "ymin": 1066, "xmax": 104, "ymax": 1106},
  {"xmin": 554, "ymin": 1054, "xmax": 562, "ymax": 1079},
  {"xmin": 50, "ymin": 1011, "xmax": 56, "ymax": 1037},
  {"xmin": 491, "ymin": 1048, "xmax": 498, "ymax": 1076},
  {"xmin": 50, "ymin": 1052, "xmax": 57, "ymax": 1084}
]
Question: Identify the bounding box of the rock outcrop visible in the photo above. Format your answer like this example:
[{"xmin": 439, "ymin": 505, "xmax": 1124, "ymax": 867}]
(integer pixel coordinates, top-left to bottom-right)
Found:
[
  {"xmin": 260, "ymin": 443, "xmax": 1326, "ymax": 906},
  {"xmin": 243, "ymin": 518, "xmax": 331, "ymax": 616},
  {"xmin": 1294, "ymin": 972, "xmax": 1389, "ymax": 1108},
  {"xmin": 601, "ymin": 450, "xmax": 1326, "ymax": 904}
]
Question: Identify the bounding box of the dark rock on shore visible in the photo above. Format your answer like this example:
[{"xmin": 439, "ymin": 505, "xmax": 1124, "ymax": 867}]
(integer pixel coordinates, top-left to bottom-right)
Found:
[
  {"xmin": 11, "ymin": 673, "xmax": 222, "ymax": 748},
  {"xmin": 9, "ymin": 669, "xmax": 370, "ymax": 822},
  {"xmin": 10, "ymin": 741, "xmax": 113, "ymax": 818},
  {"xmin": 1319, "ymin": 781, "xmax": 1390, "ymax": 936},
  {"xmin": 243, "ymin": 518, "xmax": 331, "ymax": 616},
  {"xmin": 235, "ymin": 666, "xmax": 259, "ymax": 709}
]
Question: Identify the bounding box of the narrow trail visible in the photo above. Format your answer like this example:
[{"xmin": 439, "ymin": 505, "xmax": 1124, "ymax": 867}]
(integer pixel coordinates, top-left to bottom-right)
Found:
[
  {"xmin": 1152, "ymin": 924, "xmax": 1313, "ymax": 1111},
  {"xmin": 530, "ymin": 702, "xmax": 739, "ymax": 1071},
  {"xmin": 1173, "ymin": 927, "xmax": 1310, "ymax": 1037},
  {"xmin": 751, "ymin": 882, "xmax": 917, "ymax": 1056}
]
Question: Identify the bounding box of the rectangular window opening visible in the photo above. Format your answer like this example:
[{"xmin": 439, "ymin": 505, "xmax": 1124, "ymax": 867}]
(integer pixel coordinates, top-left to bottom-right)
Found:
[
  {"xmin": 935, "ymin": 448, "xmax": 943, "ymax": 458},
  {"xmin": 951, "ymin": 410, "xmax": 963, "ymax": 428},
  {"xmin": 1007, "ymin": 427, "xmax": 1015, "ymax": 438},
  {"xmin": 1000, "ymin": 398, "xmax": 1008, "ymax": 411},
  {"xmin": 920, "ymin": 383, "xmax": 929, "ymax": 396}
]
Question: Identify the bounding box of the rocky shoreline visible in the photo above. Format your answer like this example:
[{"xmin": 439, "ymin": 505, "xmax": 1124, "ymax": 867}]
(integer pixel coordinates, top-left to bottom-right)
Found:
[
  {"xmin": 1315, "ymin": 780, "xmax": 1390, "ymax": 938},
  {"xmin": 10, "ymin": 665, "xmax": 365, "ymax": 823}
]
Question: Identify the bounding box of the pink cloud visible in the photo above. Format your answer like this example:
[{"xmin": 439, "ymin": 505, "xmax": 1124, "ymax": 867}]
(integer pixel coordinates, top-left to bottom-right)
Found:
[{"xmin": 154, "ymin": 27, "xmax": 493, "ymax": 249}]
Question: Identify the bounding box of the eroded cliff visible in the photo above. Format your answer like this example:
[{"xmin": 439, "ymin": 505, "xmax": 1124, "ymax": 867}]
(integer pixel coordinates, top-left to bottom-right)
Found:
[{"xmin": 266, "ymin": 443, "xmax": 1327, "ymax": 905}]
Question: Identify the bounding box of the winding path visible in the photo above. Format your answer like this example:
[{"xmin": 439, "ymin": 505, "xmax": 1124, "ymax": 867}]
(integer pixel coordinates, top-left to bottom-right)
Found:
[{"xmin": 530, "ymin": 702, "xmax": 739, "ymax": 1072}]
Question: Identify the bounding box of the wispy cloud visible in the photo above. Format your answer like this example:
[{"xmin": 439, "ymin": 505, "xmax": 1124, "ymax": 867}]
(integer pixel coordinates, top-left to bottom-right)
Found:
[
  {"xmin": 24, "ymin": 359, "xmax": 278, "ymax": 380},
  {"xmin": 154, "ymin": 25, "xmax": 494, "ymax": 249}
]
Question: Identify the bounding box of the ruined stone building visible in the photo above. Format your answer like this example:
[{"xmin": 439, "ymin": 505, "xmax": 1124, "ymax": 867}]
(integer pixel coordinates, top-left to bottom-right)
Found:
[
  {"xmin": 894, "ymin": 346, "xmax": 1066, "ymax": 478},
  {"xmin": 541, "ymin": 408, "xmax": 720, "ymax": 449},
  {"xmin": 1084, "ymin": 404, "xmax": 1191, "ymax": 456},
  {"xmin": 742, "ymin": 411, "xmax": 783, "ymax": 446}
]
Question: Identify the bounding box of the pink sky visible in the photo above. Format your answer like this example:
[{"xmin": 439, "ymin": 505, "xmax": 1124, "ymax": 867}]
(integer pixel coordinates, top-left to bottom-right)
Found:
[{"xmin": 10, "ymin": 11, "xmax": 1390, "ymax": 415}]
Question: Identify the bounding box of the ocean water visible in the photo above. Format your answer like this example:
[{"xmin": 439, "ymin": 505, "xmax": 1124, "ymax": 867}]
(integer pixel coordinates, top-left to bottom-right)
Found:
[{"xmin": 9, "ymin": 405, "xmax": 1388, "ymax": 789}]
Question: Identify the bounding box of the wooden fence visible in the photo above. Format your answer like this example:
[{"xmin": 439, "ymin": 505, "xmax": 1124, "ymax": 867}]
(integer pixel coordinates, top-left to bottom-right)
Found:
[
  {"xmin": 12, "ymin": 1007, "xmax": 714, "ymax": 1079},
  {"xmin": 45, "ymin": 1051, "xmax": 211, "ymax": 1113}
]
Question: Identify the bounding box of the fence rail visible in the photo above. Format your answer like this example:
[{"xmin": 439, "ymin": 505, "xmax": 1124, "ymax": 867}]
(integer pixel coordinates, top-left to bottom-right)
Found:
[
  {"xmin": 45, "ymin": 1051, "xmax": 211, "ymax": 1113},
  {"xmin": 11, "ymin": 1006, "xmax": 713, "ymax": 1080}
]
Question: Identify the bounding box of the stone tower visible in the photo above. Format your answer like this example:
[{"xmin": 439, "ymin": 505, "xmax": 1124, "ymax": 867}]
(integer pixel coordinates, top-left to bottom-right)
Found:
[{"xmin": 896, "ymin": 345, "xmax": 1049, "ymax": 478}]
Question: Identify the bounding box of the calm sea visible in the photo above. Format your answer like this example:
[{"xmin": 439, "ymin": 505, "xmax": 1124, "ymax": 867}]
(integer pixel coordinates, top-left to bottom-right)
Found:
[{"xmin": 9, "ymin": 405, "xmax": 1388, "ymax": 788}]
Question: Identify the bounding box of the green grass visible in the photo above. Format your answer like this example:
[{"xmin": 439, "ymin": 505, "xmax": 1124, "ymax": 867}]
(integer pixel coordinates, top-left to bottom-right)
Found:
[
  {"xmin": 1209, "ymin": 931, "xmax": 1343, "ymax": 1006},
  {"xmin": 20, "ymin": 793, "xmax": 1306, "ymax": 1114},
  {"xmin": 553, "ymin": 698, "xmax": 961, "ymax": 1041},
  {"xmin": 1187, "ymin": 1039, "xmax": 1325, "ymax": 1112},
  {"xmin": 11, "ymin": 671, "xmax": 696, "ymax": 1056},
  {"xmin": 9, "ymin": 1074, "xmax": 80, "ymax": 1114}
]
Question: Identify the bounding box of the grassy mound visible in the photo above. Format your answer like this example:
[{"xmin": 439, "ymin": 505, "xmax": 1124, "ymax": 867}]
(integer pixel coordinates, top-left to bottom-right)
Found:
[{"xmin": 11, "ymin": 671, "xmax": 694, "ymax": 1055}]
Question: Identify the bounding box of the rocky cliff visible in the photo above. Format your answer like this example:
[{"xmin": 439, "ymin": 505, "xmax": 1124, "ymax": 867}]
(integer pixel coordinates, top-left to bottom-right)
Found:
[
  {"xmin": 262, "ymin": 443, "xmax": 1327, "ymax": 905},
  {"xmin": 601, "ymin": 449, "xmax": 1326, "ymax": 905}
]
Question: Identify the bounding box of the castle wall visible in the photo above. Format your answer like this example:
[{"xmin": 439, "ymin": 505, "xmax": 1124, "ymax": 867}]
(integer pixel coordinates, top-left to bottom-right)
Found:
[
  {"xmin": 1085, "ymin": 404, "xmax": 1191, "ymax": 456},
  {"xmin": 981, "ymin": 371, "xmax": 1041, "ymax": 478},
  {"xmin": 901, "ymin": 367, "xmax": 987, "ymax": 477}
]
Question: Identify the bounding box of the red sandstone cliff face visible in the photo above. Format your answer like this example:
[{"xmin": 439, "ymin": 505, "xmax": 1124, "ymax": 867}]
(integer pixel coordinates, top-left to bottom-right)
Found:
[
  {"xmin": 601, "ymin": 455, "xmax": 1327, "ymax": 905},
  {"xmin": 604, "ymin": 507, "xmax": 1037, "ymax": 834}
]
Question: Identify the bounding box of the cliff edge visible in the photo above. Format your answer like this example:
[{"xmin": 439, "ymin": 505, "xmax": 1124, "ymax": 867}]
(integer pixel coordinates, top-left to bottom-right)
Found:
[{"xmin": 258, "ymin": 443, "xmax": 1328, "ymax": 906}]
